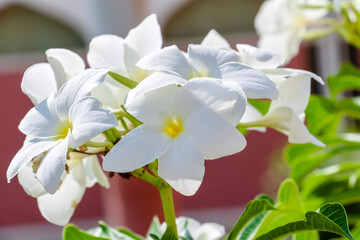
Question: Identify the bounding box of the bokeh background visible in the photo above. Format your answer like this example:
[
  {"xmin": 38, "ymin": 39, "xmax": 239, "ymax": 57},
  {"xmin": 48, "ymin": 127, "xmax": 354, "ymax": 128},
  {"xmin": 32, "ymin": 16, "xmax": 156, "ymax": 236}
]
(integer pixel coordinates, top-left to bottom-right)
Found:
[{"xmin": 0, "ymin": 0, "xmax": 352, "ymax": 239}]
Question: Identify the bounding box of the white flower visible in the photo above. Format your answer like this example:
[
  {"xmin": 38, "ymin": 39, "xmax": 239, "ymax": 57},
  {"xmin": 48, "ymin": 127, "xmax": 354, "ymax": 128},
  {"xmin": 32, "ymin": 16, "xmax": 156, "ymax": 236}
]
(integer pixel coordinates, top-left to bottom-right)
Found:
[
  {"xmin": 157, "ymin": 217, "xmax": 225, "ymax": 240},
  {"xmin": 22, "ymin": 48, "xmax": 85, "ymax": 105},
  {"xmin": 87, "ymin": 14, "xmax": 162, "ymax": 109},
  {"xmin": 17, "ymin": 151, "xmax": 109, "ymax": 226},
  {"xmin": 7, "ymin": 69, "xmax": 118, "ymax": 194},
  {"xmin": 241, "ymin": 69, "xmax": 325, "ymax": 146},
  {"xmin": 103, "ymin": 79, "xmax": 246, "ymax": 196},
  {"xmin": 199, "ymin": 34, "xmax": 324, "ymax": 146},
  {"xmin": 131, "ymin": 44, "xmax": 279, "ymax": 104},
  {"xmin": 255, "ymin": 0, "xmax": 329, "ymax": 62}
]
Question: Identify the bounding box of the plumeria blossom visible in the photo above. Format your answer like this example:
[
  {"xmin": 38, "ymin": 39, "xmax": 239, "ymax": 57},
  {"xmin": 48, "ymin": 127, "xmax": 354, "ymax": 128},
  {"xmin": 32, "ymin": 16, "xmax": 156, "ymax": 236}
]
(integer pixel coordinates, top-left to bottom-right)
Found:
[
  {"xmin": 87, "ymin": 14, "xmax": 162, "ymax": 109},
  {"xmin": 234, "ymin": 44, "xmax": 325, "ymax": 146},
  {"xmin": 7, "ymin": 69, "xmax": 118, "ymax": 194},
  {"xmin": 22, "ymin": 48, "xmax": 85, "ymax": 105},
  {"xmin": 255, "ymin": 0, "xmax": 329, "ymax": 62},
  {"xmin": 129, "ymin": 44, "xmax": 279, "ymax": 107},
  {"xmin": 240, "ymin": 70, "xmax": 325, "ymax": 146},
  {"xmin": 17, "ymin": 50, "xmax": 112, "ymax": 225},
  {"xmin": 103, "ymin": 79, "xmax": 246, "ymax": 196},
  {"xmin": 17, "ymin": 151, "xmax": 109, "ymax": 225},
  {"xmin": 200, "ymin": 30, "xmax": 324, "ymax": 146},
  {"xmin": 151, "ymin": 217, "xmax": 225, "ymax": 240}
]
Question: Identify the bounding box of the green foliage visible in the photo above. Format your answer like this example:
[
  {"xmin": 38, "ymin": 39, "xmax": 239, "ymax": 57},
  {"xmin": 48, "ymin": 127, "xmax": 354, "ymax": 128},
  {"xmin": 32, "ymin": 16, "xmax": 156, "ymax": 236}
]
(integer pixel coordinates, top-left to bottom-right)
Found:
[
  {"xmin": 247, "ymin": 100, "xmax": 271, "ymax": 115},
  {"xmin": 256, "ymin": 203, "xmax": 354, "ymax": 240},
  {"xmin": 328, "ymin": 62, "xmax": 360, "ymax": 98},
  {"xmin": 227, "ymin": 179, "xmax": 354, "ymax": 240},
  {"xmin": 227, "ymin": 195, "xmax": 275, "ymax": 240},
  {"xmin": 284, "ymin": 136, "xmax": 360, "ymax": 182},
  {"xmin": 63, "ymin": 222, "xmax": 144, "ymax": 240},
  {"xmin": 147, "ymin": 216, "xmax": 163, "ymax": 240},
  {"xmin": 63, "ymin": 224, "xmax": 111, "ymax": 240},
  {"xmin": 336, "ymin": 4, "xmax": 360, "ymax": 50}
]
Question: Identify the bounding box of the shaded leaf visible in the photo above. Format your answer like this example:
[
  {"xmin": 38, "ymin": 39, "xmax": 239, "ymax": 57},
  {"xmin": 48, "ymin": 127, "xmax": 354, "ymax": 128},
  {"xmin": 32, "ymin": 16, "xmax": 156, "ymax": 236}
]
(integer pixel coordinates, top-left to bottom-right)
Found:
[
  {"xmin": 63, "ymin": 224, "xmax": 111, "ymax": 240},
  {"xmin": 227, "ymin": 195, "xmax": 275, "ymax": 240},
  {"xmin": 87, "ymin": 221, "xmax": 139, "ymax": 240},
  {"xmin": 255, "ymin": 203, "xmax": 354, "ymax": 240},
  {"xmin": 248, "ymin": 100, "xmax": 271, "ymax": 115},
  {"xmin": 328, "ymin": 62, "xmax": 360, "ymax": 97}
]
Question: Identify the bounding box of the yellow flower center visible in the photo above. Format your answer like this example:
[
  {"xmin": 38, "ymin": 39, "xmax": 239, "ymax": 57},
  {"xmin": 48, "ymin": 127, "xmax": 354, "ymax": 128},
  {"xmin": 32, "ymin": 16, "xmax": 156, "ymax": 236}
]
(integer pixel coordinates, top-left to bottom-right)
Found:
[
  {"xmin": 188, "ymin": 69, "xmax": 209, "ymax": 80},
  {"xmin": 56, "ymin": 118, "xmax": 73, "ymax": 140},
  {"xmin": 162, "ymin": 116, "xmax": 184, "ymax": 139}
]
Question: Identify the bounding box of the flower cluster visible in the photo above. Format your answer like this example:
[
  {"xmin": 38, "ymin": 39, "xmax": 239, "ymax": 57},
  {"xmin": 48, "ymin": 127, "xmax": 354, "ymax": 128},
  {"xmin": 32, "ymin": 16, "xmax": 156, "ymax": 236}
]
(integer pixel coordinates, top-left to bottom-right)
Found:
[
  {"xmin": 7, "ymin": 14, "xmax": 322, "ymax": 226},
  {"xmin": 255, "ymin": 0, "xmax": 360, "ymax": 62}
]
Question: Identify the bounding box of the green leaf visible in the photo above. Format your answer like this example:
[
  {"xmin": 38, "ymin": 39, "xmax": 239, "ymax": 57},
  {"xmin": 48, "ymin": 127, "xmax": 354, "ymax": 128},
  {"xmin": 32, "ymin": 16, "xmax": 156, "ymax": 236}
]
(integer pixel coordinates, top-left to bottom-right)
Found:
[
  {"xmin": 293, "ymin": 231, "xmax": 319, "ymax": 240},
  {"xmin": 247, "ymin": 100, "xmax": 271, "ymax": 115},
  {"xmin": 305, "ymin": 95, "xmax": 340, "ymax": 136},
  {"xmin": 150, "ymin": 234, "xmax": 161, "ymax": 240},
  {"xmin": 63, "ymin": 224, "xmax": 111, "ymax": 240},
  {"xmin": 227, "ymin": 195, "xmax": 275, "ymax": 240},
  {"xmin": 147, "ymin": 216, "xmax": 163, "ymax": 239},
  {"xmin": 255, "ymin": 203, "xmax": 354, "ymax": 240},
  {"xmin": 254, "ymin": 179, "xmax": 306, "ymax": 237},
  {"xmin": 284, "ymin": 137, "xmax": 360, "ymax": 182},
  {"xmin": 108, "ymin": 71, "xmax": 139, "ymax": 89},
  {"xmin": 328, "ymin": 62, "xmax": 360, "ymax": 97},
  {"xmin": 161, "ymin": 227, "xmax": 178, "ymax": 240},
  {"xmin": 118, "ymin": 228, "xmax": 143, "ymax": 240},
  {"xmin": 87, "ymin": 221, "xmax": 139, "ymax": 240},
  {"xmin": 301, "ymin": 161, "xmax": 360, "ymax": 200}
]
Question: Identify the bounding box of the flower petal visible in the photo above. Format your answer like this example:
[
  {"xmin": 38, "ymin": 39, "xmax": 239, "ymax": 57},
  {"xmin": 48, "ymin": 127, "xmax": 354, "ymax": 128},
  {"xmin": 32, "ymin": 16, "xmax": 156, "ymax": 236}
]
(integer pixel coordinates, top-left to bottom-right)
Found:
[
  {"xmin": 124, "ymin": 14, "xmax": 162, "ymax": 59},
  {"xmin": 236, "ymin": 44, "xmax": 285, "ymax": 69},
  {"xmin": 187, "ymin": 44, "xmax": 238, "ymax": 78},
  {"xmin": 37, "ymin": 162, "xmax": 86, "ymax": 226},
  {"xmin": 182, "ymin": 78, "xmax": 246, "ymax": 126},
  {"xmin": 87, "ymin": 34, "xmax": 127, "ymax": 74},
  {"xmin": 125, "ymin": 83, "xmax": 181, "ymax": 128},
  {"xmin": 36, "ymin": 136, "xmax": 69, "ymax": 194},
  {"xmin": 257, "ymin": 30, "xmax": 301, "ymax": 63},
  {"xmin": 220, "ymin": 62, "xmax": 279, "ymax": 99},
  {"xmin": 46, "ymin": 48, "xmax": 85, "ymax": 88},
  {"xmin": 92, "ymin": 77, "xmax": 129, "ymax": 110},
  {"xmin": 136, "ymin": 45, "xmax": 193, "ymax": 79},
  {"xmin": 83, "ymin": 155, "xmax": 109, "ymax": 188},
  {"xmin": 262, "ymin": 68, "xmax": 324, "ymax": 85},
  {"xmin": 69, "ymin": 97, "xmax": 118, "ymax": 148},
  {"xmin": 158, "ymin": 136, "xmax": 204, "ymax": 196},
  {"xmin": 269, "ymin": 75, "xmax": 311, "ymax": 115},
  {"xmin": 201, "ymin": 29, "xmax": 230, "ymax": 49},
  {"xmin": 288, "ymin": 112, "xmax": 325, "ymax": 147},
  {"xmin": 7, "ymin": 138, "xmax": 59, "ymax": 182},
  {"xmin": 19, "ymin": 94, "xmax": 61, "ymax": 138},
  {"xmin": 125, "ymin": 71, "xmax": 186, "ymax": 106},
  {"xmin": 18, "ymin": 161, "xmax": 47, "ymax": 198},
  {"xmin": 103, "ymin": 125, "xmax": 171, "ymax": 172},
  {"xmin": 195, "ymin": 223, "xmax": 226, "ymax": 240},
  {"xmin": 241, "ymin": 103, "xmax": 267, "ymax": 132},
  {"xmin": 185, "ymin": 107, "xmax": 247, "ymax": 160},
  {"xmin": 21, "ymin": 63, "xmax": 57, "ymax": 105},
  {"xmin": 56, "ymin": 68, "xmax": 108, "ymax": 117}
]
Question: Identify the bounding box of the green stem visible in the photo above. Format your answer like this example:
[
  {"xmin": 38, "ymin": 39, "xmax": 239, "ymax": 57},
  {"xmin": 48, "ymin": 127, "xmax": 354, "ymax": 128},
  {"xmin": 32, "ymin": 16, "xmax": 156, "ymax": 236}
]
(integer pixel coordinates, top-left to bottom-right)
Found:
[
  {"xmin": 158, "ymin": 184, "xmax": 178, "ymax": 237},
  {"xmin": 85, "ymin": 140, "xmax": 114, "ymax": 150},
  {"xmin": 131, "ymin": 167, "xmax": 178, "ymax": 237},
  {"xmin": 132, "ymin": 168, "xmax": 160, "ymax": 187}
]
